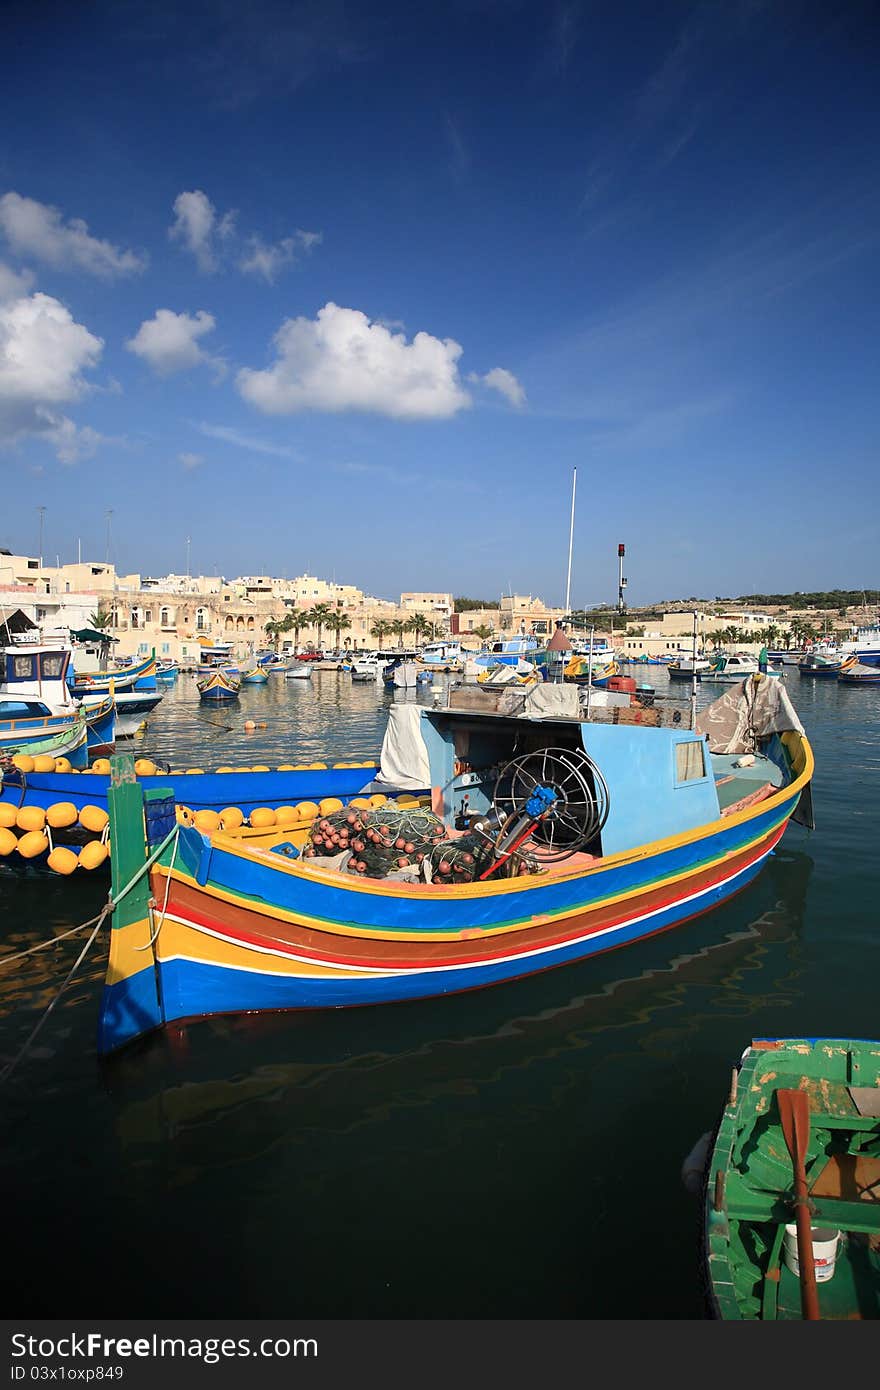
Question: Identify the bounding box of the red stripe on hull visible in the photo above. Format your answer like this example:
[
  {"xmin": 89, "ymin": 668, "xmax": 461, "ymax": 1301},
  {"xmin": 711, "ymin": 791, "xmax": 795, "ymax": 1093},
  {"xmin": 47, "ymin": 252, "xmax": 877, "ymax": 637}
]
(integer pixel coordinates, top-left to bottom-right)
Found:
[{"xmin": 155, "ymin": 821, "xmax": 787, "ymax": 972}]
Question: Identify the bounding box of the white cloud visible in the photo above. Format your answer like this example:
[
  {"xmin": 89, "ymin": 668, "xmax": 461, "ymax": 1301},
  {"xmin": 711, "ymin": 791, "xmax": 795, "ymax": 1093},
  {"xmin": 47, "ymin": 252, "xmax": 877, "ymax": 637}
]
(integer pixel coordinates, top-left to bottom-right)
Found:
[
  {"xmin": 49, "ymin": 418, "xmax": 105, "ymax": 465},
  {"xmin": 195, "ymin": 421, "xmax": 299, "ymax": 458},
  {"xmin": 125, "ymin": 308, "xmax": 217, "ymax": 374},
  {"xmin": 169, "ymin": 190, "xmax": 235, "ymax": 273},
  {"xmin": 0, "ymin": 261, "xmax": 36, "ymax": 303},
  {"xmin": 0, "ymin": 192, "xmax": 146, "ymax": 278},
  {"xmin": 0, "ymin": 291, "xmax": 104, "ymax": 457},
  {"xmin": 179, "ymin": 451, "xmax": 203, "ymax": 470},
  {"xmin": 170, "ymin": 188, "xmax": 320, "ymax": 281},
  {"xmin": 474, "ymin": 367, "xmax": 527, "ymax": 408},
  {"xmin": 237, "ymin": 302, "xmax": 471, "ymax": 419},
  {"xmin": 239, "ymin": 230, "xmax": 322, "ymax": 283}
]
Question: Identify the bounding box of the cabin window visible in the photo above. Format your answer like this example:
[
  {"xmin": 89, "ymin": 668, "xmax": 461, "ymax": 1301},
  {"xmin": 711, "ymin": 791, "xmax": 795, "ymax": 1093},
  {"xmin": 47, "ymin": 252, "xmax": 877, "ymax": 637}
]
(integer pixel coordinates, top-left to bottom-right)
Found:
[
  {"xmin": 40, "ymin": 654, "xmax": 65, "ymax": 679},
  {"xmin": 10, "ymin": 654, "xmax": 36, "ymax": 680},
  {"xmin": 674, "ymin": 740, "xmax": 706, "ymax": 783}
]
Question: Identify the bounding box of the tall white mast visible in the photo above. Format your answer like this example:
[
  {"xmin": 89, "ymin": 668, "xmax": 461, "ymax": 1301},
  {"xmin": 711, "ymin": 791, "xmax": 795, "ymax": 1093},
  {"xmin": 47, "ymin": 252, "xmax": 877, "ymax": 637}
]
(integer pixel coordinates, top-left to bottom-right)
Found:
[{"xmin": 564, "ymin": 467, "xmax": 577, "ymax": 620}]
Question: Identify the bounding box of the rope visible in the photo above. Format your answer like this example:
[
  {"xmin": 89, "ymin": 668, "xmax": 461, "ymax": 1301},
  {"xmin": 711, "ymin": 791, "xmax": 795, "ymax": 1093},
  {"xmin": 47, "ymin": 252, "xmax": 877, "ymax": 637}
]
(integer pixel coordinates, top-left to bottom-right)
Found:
[
  {"xmin": 138, "ymin": 829, "xmax": 179, "ymax": 950},
  {"xmin": 0, "ymin": 910, "xmax": 108, "ymax": 1085},
  {"xmin": 0, "ymin": 822, "xmax": 180, "ymax": 1084}
]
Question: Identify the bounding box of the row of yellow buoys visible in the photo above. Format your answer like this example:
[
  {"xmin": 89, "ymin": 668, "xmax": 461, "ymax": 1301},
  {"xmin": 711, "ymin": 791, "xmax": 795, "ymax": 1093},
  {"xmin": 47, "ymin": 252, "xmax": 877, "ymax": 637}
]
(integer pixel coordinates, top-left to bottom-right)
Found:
[
  {"xmin": 0, "ymin": 801, "xmax": 110, "ymax": 872},
  {"xmin": 175, "ymin": 792, "xmax": 421, "ymax": 835},
  {"xmin": 6, "ymin": 754, "xmax": 376, "ymax": 776}
]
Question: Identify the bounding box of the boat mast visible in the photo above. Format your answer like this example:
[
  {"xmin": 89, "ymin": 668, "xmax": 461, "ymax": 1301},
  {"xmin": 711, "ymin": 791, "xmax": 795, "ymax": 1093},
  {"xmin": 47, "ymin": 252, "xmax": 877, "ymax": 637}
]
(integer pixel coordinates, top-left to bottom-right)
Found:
[
  {"xmin": 690, "ymin": 610, "xmax": 698, "ymax": 730},
  {"xmin": 564, "ymin": 467, "xmax": 576, "ymax": 622}
]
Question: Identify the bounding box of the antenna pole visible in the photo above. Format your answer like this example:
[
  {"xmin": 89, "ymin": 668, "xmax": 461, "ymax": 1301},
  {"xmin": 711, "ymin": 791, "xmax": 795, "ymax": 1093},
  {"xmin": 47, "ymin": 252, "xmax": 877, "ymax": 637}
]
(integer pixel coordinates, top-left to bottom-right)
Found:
[
  {"xmin": 690, "ymin": 610, "xmax": 698, "ymax": 730},
  {"xmin": 564, "ymin": 467, "xmax": 577, "ymax": 620},
  {"xmin": 37, "ymin": 505, "xmax": 46, "ymax": 569}
]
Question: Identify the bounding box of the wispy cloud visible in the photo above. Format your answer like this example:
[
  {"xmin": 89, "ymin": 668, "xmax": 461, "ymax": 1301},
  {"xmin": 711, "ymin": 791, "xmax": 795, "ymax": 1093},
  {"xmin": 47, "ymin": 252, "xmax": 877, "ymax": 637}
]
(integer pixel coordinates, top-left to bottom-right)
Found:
[
  {"xmin": 194, "ymin": 421, "xmax": 301, "ymax": 459},
  {"xmin": 444, "ymin": 114, "xmax": 470, "ymax": 183}
]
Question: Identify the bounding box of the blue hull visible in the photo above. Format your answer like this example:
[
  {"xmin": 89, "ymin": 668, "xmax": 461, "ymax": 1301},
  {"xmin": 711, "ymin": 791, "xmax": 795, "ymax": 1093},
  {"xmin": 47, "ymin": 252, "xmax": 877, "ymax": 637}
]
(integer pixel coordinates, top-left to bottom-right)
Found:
[{"xmin": 0, "ymin": 764, "xmax": 380, "ymax": 815}]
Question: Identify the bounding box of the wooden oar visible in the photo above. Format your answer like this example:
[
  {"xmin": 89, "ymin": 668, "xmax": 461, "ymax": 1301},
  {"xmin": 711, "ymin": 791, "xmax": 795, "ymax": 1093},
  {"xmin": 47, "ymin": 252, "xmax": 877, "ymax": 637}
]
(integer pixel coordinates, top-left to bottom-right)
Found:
[{"xmin": 778, "ymin": 1088, "xmax": 820, "ymax": 1320}]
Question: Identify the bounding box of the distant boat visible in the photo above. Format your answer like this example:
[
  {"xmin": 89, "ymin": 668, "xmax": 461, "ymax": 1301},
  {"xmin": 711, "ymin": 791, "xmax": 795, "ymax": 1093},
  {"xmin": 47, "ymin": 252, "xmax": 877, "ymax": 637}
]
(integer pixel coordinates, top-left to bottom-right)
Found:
[
  {"xmin": 240, "ymin": 668, "xmax": 269, "ymax": 685},
  {"xmin": 284, "ymin": 663, "xmax": 314, "ymax": 680},
  {"xmin": 155, "ymin": 661, "xmax": 179, "ymax": 683},
  {"xmin": 837, "ymin": 659, "xmax": 880, "ymax": 685},
  {"xmin": 839, "ymin": 623, "xmax": 880, "ymax": 668},
  {"xmin": 197, "ymin": 669, "xmax": 240, "ymax": 703},
  {"xmin": 667, "ymin": 656, "xmax": 712, "ymax": 682},
  {"xmin": 798, "ymin": 649, "xmax": 845, "ymax": 678},
  {"xmin": 702, "ymin": 653, "xmax": 782, "ymax": 684}
]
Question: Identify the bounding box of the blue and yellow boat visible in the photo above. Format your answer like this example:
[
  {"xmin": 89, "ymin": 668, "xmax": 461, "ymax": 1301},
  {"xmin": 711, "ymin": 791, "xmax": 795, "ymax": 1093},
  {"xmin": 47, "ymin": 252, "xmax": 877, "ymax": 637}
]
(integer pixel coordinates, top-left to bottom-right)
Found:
[
  {"xmin": 197, "ymin": 669, "xmax": 240, "ymax": 703},
  {"xmin": 97, "ymin": 675, "xmax": 814, "ymax": 1054}
]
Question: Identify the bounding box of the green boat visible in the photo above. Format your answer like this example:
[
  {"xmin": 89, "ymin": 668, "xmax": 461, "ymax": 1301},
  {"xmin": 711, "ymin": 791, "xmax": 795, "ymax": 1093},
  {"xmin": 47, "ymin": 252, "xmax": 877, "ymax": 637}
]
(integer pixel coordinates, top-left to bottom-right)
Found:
[{"xmin": 703, "ymin": 1037, "xmax": 880, "ymax": 1319}]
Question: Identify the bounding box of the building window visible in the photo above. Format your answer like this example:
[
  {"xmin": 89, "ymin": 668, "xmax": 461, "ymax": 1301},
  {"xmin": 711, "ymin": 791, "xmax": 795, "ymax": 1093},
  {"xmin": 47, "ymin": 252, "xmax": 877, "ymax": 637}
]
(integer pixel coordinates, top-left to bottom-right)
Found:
[
  {"xmin": 144, "ymin": 609, "xmax": 152, "ymax": 623},
  {"xmin": 160, "ymin": 607, "xmax": 170, "ymax": 627},
  {"xmin": 139, "ymin": 643, "xmax": 148, "ymax": 653},
  {"xmin": 196, "ymin": 608, "xmax": 208, "ymax": 632},
  {"xmin": 27, "ymin": 560, "xmax": 38, "ymax": 569},
  {"xmin": 161, "ymin": 643, "xmax": 170, "ymax": 654}
]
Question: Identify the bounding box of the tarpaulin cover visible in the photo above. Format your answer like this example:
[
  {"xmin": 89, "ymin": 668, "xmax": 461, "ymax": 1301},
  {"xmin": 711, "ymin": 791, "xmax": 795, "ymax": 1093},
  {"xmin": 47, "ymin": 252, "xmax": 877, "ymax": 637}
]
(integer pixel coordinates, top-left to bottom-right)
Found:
[{"xmin": 696, "ymin": 675, "xmax": 805, "ymax": 755}]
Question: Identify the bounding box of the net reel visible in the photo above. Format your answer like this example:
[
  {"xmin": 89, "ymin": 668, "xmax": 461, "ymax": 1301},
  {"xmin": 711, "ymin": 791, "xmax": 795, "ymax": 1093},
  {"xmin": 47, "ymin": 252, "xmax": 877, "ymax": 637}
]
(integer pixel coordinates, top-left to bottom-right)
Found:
[{"xmin": 489, "ymin": 746, "xmax": 610, "ymax": 864}]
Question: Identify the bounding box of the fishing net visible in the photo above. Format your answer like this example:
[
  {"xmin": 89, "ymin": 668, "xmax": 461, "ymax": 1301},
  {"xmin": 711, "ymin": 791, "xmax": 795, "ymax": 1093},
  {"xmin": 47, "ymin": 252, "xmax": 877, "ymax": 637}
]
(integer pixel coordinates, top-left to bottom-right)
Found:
[{"xmin": 303, "ymin": 805, "xmax": 543, "ymax": 882}]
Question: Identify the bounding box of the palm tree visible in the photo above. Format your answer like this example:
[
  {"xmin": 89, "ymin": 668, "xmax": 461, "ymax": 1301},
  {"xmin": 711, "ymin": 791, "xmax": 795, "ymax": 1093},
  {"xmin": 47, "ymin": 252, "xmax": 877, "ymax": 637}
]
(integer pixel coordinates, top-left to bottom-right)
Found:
[
  {"xmin": 89, "ymin": 604, "xmax": 114, "ymax": 631},
  {"xmin": 406, "ymin": 612, "xmax": 432, "ymax": 646},
  {"xmin": 264, "ymin": 618, "xmax": 283, "ymax": 652},
  {"xmin": 370, "ymin": 619, "xmax": 391, "ymax": 648},
  {"xmin": 471, "ymin": 623, "xmax": 493, "ymax": 641},
  {"xmin": 283, "ymin": 607, "xmax": 308, "ymax": 652},
  {"xmin": 331, "ymin": 610, "xmax": 352, "ymax": 653},
  {"xmin": 388, "ymin": 618, "xmax": 408, "ymax": 648},
  {"xmin": 305, "ymin": 602, "xmax": 333, "ymax": 651}
]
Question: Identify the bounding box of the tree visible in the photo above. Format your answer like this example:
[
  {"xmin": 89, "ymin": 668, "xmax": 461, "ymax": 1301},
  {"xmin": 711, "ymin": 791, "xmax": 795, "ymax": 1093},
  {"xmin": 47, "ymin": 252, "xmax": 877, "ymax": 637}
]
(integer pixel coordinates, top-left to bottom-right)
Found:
[
  {"xmin": 89, "ymin": 604, "xmax": 114, "ymax": 630},
  {"xmin": 471, "ymin": 623, "xmax": 493, "ymax": 641},
  {"xmin": 283, "ymin": 607, "xmax": 308, "ymax": 651},
  {"xmin": 264, "ymin": 618, "xmax": 284, "ymax": 651},
  {"xmin": 331, "ymin": 611, "xmax": 352, "ymax": 652},
  {"xmin": 305, "ymin": 602, "xmax": 333, "ymax": 650},
  {"xmin": 406, "ymin": 612, "xmax": 432, "ymax": 645},
  {"xmin": 389, "ymin": 618, "xmax": 408, "ymax": 648},
  {"xmin": 370, "ymin": 619, "xmax": 391, "ymax": 646}
]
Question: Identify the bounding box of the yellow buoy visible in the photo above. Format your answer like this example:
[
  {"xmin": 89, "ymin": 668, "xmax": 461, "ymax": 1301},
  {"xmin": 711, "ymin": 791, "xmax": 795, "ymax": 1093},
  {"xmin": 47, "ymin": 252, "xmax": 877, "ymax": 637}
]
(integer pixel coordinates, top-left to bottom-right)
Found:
[
  {"xmin": 91, "ymin": 757, "xmax": 111, "ymax": 774},
  {"xmin": 79, "ymin": 840, "xmax": 109, "ymax": 870},
  {"xmin": 243, "ymin": 720, "xmax": 256, "ymax": 731},
  {"xmin": 0, "ymin": 827, "xmax": 18, "ymax": 855},
  {"xmin": 47, "ymin": 846, "xmax": 79, "ymax": 876},
  {"xmin": 319, "ymin": 797, "xmax": 344, "ymax": 816},
  {"xmin": 134, "ymin": 758, "xmax": 157, "ymax": 776},
  {"xmin": 276, "ymin": 764, "xmax": 297, "ymax": 771},
  {"xmin": 250, "ymin": 765, "xmax": 270, "ymax": 772},
  {"xmin": 17, "ymin": 829, "xmax": 49, "ymax": 859},
  {"xmin": 249, "ymin": 807, "xmax": 277, "ymax": 828},
  {"xmin": 309, "ymin": 761, "xmax": 328, "ymax": 770},
  {"xmin": 47, "ymin": 802, "xmax": 79, "ymax": 829},
  {"xmin": 54, "ymin": 757, "xmax": 73, "ymax": 774},
  {"xmin": 396, "ymin": 796, "xmax": 419, "ymax": 808},
  {"xmin": 79, "ymin": 804, "xmax": 110, "ymax": 834},
  {"xmin": 16, "ymin": 805, "xmax": 47, "ymax": 833},
  {"xmin": 215, "ymin": 766, "xmax": 235, "ymax": 773},
  {"xmin": 332, "ymin": 762, "xmax": 350, "ymax": 769},
  {"xmin": 185, "ymin": 768, "xmax": 205, "ymax": 775},
  {"xmin": 294, "ymin": 800, "xmax": 319, "ymax": 821},
  {"xmin": 193, "ymin": 809, "xmax": 221, "ymax": 833},
  {"xmin": 33, "ymin": 754, "xmax": 56, "ymax": 773},
  {"xmin": 12, "ymin": 754, "xmax": 35, "ymax": 773},
  {"xmin": 0, "ymin": 804, "xmax": 18, "ymax": 829},
  {"xmin": 219, "ymin": 806, "xmax": 244, "ymax": 830},
  {"xmin": 275, "ymin": 805, "xmax": 299, "ymax": 827},
  {"xmin": 176, "ymin": 806, "xmax": 194, "ymax": 826},
  {"xmin": 349, "ymin": 797, "xmax": 371, "ymax": 809},
  {"xmin": 369, "ymin": 794, "xmax": 387, "ymax": 808}
]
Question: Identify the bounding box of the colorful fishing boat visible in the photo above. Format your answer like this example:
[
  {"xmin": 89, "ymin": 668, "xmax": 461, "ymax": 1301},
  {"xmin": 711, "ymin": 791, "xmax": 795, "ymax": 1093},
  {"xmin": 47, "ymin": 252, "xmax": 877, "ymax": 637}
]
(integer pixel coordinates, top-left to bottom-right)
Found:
[
  {"xmin": 155, "ymin": 661, "xmax": 179, "ymax": 683},
  {"xmin": 240, "ymin": 667, "xmax": 269, "ymax": 685},
  {"xmin": 667, "ymin": 656, "xmax": 712, "ymax": 682},
  {"xmin": 702, "ymin": 653, "xmax": 781, "ymax": 683},
  {"xmin": 1, "ymin": 641, "xmax": 88, "ymax": 762},
  {"xmin": 69, "ymin": 652, "xmax": 157, "ymax": 696},
  {"xmin": 197, "ymin": 669, "xmax": 240, "ymax": 703},
  {"xmin": 81, "ymin": 692, "xmax": 117, "ymax": 757},
  {"xmin": 0, "ymin": 712, "xmax": 89, "ymax": 769},
  {"xmin": 97, "ymin": 673, "xmax": 813, "ymax": 1055},
  {"xmin": 563, "ymin": 655, "xmax": 620, "ymax": 686},
  {"xmin": 837, "ymin": 660, "xmax": 880, "ymax": 686},
  {"xmin": 701, "ymin": 1037, "xmax": 880, "ymax": 1320},
  {"xmin": 797, "ymin": 648, "xmax": 845, "ymax": 677}
]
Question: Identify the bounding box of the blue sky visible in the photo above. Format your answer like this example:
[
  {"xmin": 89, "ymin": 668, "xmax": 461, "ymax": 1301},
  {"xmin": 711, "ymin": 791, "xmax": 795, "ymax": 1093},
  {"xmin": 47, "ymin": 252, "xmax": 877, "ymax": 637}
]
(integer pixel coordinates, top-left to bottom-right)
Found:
[{"xmin": 0, "ymin": 0, "xmax": 878, "ymax": 608}]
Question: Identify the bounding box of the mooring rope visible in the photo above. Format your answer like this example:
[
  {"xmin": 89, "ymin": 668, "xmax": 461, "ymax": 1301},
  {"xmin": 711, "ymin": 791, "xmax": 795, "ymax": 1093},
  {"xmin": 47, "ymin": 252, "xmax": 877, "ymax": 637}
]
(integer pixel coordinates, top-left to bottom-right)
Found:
[{"xmin": 0, "ymin": 822, "xmax": 180, "ymax": 1085}]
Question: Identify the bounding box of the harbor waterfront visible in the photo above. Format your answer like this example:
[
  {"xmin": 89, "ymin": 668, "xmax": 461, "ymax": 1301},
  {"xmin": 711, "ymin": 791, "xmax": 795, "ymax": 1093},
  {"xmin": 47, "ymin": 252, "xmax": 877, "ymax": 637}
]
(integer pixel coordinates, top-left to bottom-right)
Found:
[{"xmin": 1, "ymin": 667, "xmax": 878, "ymax": 1318}]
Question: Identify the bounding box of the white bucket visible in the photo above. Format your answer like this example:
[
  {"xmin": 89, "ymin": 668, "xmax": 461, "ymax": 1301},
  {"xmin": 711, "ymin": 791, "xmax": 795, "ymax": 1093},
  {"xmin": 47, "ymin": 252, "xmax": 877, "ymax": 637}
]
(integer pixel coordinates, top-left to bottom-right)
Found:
[{"xmin": 783, "ymin": 1224, "xmax": 840, "ymax": 1282}]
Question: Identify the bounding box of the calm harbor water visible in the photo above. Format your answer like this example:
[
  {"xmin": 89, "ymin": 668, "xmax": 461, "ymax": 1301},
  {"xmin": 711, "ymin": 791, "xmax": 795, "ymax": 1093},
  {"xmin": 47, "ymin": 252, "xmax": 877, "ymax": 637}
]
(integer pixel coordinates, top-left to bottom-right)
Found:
[{"xmin": 1, "ymin": 667, "xmax": 878, "ymax": 1319}]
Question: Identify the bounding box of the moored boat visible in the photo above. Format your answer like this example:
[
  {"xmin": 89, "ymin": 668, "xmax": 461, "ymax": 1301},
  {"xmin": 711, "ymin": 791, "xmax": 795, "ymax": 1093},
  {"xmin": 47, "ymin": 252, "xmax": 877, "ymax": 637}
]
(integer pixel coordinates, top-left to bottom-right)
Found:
[
  {"xmin": 284, "ymin": 663, "xmax": 314, "ymax": 680},
  {"xmin": 97, "ymin": 673, "xmax": 814, "ymax": 1054},
  {"xmin": 837, "ymin": 659, "xmax": 880, "ymax": 686},
  {"xmin": 81, "ymin": 692, "xmax": 117, "ymax": 757},
  {"xmin": 197, "ymin": 669, "xmax": 240, "ymax": 703},
  {"xmin": 667, "ymin": 656, "xmax": 712, "ymax": 682},
  {"xmin": 701, "ymin": 1037, "xmax": 880, "ymax": 1320},
  {"xmin": 702, "ymin": 653, "xmax": 781, "ymax": 683},
  {"xmin": 240, "ymin": 667, "xmax": 269, "ymax": 685}
]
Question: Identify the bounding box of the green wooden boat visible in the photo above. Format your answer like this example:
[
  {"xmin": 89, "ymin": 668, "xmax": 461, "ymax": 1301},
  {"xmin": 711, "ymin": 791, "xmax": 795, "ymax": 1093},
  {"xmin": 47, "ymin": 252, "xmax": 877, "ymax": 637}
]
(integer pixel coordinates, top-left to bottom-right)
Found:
[{"xmin": 703, "ymin": 1038, "xmax": 880, "ymax": 1319}]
